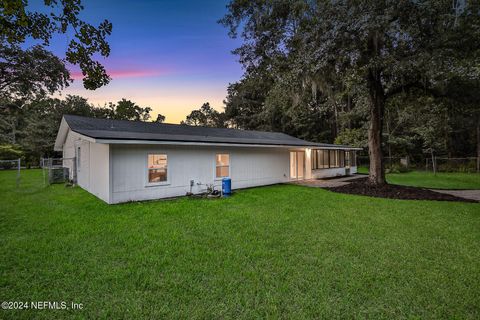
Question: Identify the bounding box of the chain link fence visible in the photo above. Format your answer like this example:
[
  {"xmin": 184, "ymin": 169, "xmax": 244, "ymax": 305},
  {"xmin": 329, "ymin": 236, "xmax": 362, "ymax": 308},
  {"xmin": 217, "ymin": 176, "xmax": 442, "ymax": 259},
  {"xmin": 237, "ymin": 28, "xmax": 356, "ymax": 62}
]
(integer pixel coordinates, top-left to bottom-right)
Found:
[
  {"xmin": 357, "ymin": 156, "xmax": 479, "ymax": 173},
  {"xmin": 40, "ymin": 157, "xmax": 76, "ymax": 186},
  {"xmin": 425, "ymin": 157, "xmax": 478, "ymax": 173},
  {"xmin": 0, "ymin": 159, "xmax": 21, "ymax": 187}
]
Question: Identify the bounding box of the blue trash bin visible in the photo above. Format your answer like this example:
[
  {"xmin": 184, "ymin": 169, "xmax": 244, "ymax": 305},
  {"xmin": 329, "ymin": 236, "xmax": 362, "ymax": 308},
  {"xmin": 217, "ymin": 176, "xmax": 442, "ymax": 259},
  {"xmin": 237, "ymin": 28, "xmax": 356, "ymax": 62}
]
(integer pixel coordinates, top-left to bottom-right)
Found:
[{"xmin": 222, "ymin": 177, "xmax": 231, "ymax": 196}]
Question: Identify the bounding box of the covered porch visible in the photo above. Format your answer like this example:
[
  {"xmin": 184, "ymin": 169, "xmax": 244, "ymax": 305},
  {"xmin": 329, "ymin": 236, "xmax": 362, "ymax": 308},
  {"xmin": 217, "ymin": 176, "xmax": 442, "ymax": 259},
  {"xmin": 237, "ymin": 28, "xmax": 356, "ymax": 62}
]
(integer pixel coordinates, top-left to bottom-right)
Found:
[{"xmin": 288, "ymin": 146, "xmax": 362, "ymax": 181}]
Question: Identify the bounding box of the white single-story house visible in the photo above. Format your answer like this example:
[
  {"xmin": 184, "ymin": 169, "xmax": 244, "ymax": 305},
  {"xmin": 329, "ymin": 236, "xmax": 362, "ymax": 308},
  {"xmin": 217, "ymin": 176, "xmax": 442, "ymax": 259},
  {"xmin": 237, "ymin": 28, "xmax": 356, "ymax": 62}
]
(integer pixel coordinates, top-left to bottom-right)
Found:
[{"xmin": 54, "ymin": 115, "xmax": 361, "ymax": 204}]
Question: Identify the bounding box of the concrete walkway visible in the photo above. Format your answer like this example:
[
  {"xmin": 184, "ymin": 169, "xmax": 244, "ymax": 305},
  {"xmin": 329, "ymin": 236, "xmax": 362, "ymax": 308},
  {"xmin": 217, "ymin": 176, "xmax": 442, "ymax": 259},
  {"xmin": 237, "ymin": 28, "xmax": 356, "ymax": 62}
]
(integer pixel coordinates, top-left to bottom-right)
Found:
[
  {"xmin": 430, "ymin": 189, "xmax": 480, "ymax": 202},
  {"xmin": 290, "ymin": 174, "xmax": 366, "ymax": 188}
]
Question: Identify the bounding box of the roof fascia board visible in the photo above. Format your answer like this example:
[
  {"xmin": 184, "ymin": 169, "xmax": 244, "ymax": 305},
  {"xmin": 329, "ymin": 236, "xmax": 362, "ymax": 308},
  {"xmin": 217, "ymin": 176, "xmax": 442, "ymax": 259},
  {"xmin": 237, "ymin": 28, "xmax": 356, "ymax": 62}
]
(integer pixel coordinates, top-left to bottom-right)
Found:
[
  {"xmin": 54, "ymin": 123, "xmax": 97, "ymax": 151},
  {"xmin": 53, "ymin": 118, "xmax": 69, "ymax": 151},
  {"xmin": 94, "ymin": 138, "xmax": 361, "ymax": 150},
  {"xmin": 75, "ymin": 133, "xmax": 96, "ymax": 143}
]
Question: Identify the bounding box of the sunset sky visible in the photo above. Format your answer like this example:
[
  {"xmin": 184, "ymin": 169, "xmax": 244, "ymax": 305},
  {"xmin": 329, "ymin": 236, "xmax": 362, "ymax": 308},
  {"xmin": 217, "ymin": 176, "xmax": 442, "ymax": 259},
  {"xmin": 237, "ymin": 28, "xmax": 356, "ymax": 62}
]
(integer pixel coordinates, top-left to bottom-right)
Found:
[{"xmin": 31, "ymin": 0, "xmax": 243, "ymax": 123}]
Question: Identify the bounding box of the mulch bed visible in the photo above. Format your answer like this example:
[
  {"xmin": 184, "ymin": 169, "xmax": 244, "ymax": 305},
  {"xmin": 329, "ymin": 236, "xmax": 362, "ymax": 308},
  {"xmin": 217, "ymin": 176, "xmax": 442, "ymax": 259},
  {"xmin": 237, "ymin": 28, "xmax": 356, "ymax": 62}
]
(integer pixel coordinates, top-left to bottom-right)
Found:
[{"xmin": 327, "ymin": 178, "xmax": 477, "ymax": 203}]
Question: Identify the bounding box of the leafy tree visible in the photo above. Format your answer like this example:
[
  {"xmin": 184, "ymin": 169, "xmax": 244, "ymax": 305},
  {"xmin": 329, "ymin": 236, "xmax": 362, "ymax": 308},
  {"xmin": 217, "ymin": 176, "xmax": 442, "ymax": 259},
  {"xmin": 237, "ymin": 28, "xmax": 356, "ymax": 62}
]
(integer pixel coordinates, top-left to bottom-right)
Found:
[
  {"xmin": 1, "ymin": 0, "xmax": 112, "ymax": 90},
  {"xmin": 154, "ymin": 114, "xmax": 166, "ymax": 123},
  {"xmin": 0, "ymin": 144, "xmax": 24, "ymax": 164},
  {"xmin": 0, "ymin": 45, "xmax": 70, "ymax": 100},
  {"xmin": 182, "ymin": 102, "xmax": 226, "ymax": 127},
  {"xmin": 335, "ymin": 128, "xmax": 368, "ymax": 149},
  {"xmin": 224, "ymin": 72, "xmax": 273, "ymax": 130},
  {"xmin": 1, "ymin": 95, "xmax": 161, "ymax": 164},
  {"xmin": 0, "ymin": 99, "xmax": 22, "ymax": 144},
  {"xmin": 221, "ymin": 0, "xmax": 480, "ymax": 185},
  {"xmin": 20, "ymin": 95, "xmax": 105, "ymax": 159},
  {"xmin": 182, "ymin": 110, "xmax": 206, "ymax": 126},
  {"xmin": 412, "ymin": 99, "xmax": 450, "ymax": 170},
  {"xmin": 0, "ymin": 44, "xmax": 71, "ymax": 143},
  {"xmin": 110, "ymin": 99, "xmax": 152, "ymax": 121}
]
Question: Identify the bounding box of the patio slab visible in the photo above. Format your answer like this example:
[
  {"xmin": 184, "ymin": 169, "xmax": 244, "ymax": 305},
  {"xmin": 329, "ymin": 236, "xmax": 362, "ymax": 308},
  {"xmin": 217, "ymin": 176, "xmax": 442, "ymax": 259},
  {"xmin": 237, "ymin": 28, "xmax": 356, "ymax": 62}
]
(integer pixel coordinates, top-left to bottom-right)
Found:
[{"xmin": 290, "ymin": 174, "xmax": 366, "ymax": 188}]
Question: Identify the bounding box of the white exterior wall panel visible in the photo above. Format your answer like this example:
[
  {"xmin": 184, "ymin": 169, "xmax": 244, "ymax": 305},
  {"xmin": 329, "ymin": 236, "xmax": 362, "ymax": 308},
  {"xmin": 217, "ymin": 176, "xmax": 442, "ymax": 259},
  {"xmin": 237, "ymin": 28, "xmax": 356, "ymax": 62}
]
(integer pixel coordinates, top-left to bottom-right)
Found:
[
  {"xmin": 110, "ymin": 144, "xmax": 290, "ymax": 204},
  {"xmin": 311, "ymin": 165, "xmax": 358, "ymax": 179},
  {"xmin": 88, "ymin": 142, "xmax": 110, "ymax": 202},
  {"xmin": 62, "ymin": 129, "xmax": 110, "ymax": 203},
  {"xmin": 61, "ymin": 130, "xmax": 358, "ymax": 204}
]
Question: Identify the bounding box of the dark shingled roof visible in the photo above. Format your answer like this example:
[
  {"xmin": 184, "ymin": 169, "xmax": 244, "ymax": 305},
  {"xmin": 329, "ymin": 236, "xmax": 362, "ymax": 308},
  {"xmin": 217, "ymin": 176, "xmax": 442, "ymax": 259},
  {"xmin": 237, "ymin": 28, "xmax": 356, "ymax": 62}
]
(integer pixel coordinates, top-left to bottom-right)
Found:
[{"xmin": 63, "ymin": 115, "xmax": 358, "ymax": 148}]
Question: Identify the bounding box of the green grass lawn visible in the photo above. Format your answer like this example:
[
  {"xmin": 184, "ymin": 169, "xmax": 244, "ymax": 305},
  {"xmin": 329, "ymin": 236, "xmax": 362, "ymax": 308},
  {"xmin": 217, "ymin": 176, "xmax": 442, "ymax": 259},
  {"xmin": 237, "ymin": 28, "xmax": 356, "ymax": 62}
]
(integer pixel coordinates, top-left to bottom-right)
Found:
[
  {"xmin": 357, "ymin": 167, "xmax": 480, "ymax": 189},
  {"xmin": 1, "ymin": 170, "xmax": 479, "ymax": 319}
]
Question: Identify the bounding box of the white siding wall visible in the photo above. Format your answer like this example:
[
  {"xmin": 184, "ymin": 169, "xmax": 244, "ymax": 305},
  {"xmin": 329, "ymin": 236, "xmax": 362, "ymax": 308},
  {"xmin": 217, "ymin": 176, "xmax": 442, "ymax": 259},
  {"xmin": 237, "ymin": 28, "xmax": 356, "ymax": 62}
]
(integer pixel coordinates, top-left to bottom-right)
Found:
[
  {"xmin": 305, "ymin": 149, "xmax": 312, "ymax": 179},
  {"xmin": 62, "ymin": 130, "xmax": 84, "ymax": 181},
  {"xmin": 311, "ymin": 165, "xmax": 358, "ymax": 179},
  {"xmin": 110, "ymin": 144, "xmax": 290, "ymax": 204},
  {"xmin": 311, "ymin": 167, "xmax": 347, "ymax": 178},
  {"xmin": 88, "ymin": 142, "xmax": 110, "ymax": 202},
  {"xmin": 62, "ymin": 129, "xmax": 110, "ymax": 203}
]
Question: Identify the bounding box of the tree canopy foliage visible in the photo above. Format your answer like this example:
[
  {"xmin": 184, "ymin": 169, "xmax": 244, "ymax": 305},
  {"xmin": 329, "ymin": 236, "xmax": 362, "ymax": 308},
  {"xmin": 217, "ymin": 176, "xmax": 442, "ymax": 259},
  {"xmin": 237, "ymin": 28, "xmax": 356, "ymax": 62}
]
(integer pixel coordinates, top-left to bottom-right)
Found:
[
  {"xmin": 1, "ymin": 0, "xmax": 112, "ymax": 90},
  {"xmin": 0, "ymin": 44, "xmax": 71, "ymax": 100},
  {"xmin": 181, "ymin": 102, "xmax": 226, "ymax": 127},
  {"xmin": 0, "ymin": 96, "xmax": 164, "ymax": 164},
  {"xmin": 108, "ymin": 98, "xmax": 153, "ymax": 122},
  {"xmin": 220, "ymin": 0, "xmax": 480, "ymax": 184}
]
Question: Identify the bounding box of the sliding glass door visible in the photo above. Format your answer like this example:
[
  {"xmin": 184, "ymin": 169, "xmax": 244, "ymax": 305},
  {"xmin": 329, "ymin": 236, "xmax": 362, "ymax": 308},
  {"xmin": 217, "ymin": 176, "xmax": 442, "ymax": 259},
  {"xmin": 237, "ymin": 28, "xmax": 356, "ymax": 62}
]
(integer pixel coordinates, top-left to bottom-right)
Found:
[{"xmin": 290, "ymin": 151, "xmax": 305, "ymax": 180}]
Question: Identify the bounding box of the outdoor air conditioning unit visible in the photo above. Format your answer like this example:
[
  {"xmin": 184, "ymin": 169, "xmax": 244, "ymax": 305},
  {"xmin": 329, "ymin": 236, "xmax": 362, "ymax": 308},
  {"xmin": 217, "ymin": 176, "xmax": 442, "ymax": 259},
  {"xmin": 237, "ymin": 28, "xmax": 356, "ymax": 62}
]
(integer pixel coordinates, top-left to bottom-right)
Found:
[{"xmin": 48, "ymin": 167, "xmax": 70, "ymax": 184}]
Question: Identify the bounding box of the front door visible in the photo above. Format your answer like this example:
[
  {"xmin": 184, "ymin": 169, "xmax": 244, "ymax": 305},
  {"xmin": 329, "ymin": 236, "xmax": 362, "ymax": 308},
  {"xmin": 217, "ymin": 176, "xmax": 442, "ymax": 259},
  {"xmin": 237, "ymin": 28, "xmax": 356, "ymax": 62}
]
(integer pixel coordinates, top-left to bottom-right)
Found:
[{"xmin": 290, "ymin": 151, "xmax": 305, "ymax": 180}]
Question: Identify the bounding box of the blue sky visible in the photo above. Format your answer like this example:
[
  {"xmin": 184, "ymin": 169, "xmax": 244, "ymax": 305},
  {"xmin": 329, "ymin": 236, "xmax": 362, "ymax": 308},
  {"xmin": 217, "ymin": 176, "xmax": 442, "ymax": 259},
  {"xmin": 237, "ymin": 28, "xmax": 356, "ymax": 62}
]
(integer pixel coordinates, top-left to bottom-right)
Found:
[{"xmin": 31, "ymin": 0, "xmax": 243, "ymax": 123}]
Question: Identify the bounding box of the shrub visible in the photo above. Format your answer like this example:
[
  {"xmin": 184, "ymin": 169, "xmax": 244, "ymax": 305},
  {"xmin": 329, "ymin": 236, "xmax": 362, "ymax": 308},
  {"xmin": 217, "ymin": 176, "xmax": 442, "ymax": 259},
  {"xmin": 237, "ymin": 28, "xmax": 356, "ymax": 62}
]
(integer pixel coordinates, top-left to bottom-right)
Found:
[
  {"xmin": 0, "ymin": 145, "xmax": 25, "ymax": 169},
  {"xmin": 458, "ymin": 160, "xmax": 477, "ymax": 173},
  {"xmin": 385, "ymin": 163, "xmax": 410, "ymax": 174},
  {"xmin": 0, "ymin": 144, "xmax": 24, "ymax": 160}
]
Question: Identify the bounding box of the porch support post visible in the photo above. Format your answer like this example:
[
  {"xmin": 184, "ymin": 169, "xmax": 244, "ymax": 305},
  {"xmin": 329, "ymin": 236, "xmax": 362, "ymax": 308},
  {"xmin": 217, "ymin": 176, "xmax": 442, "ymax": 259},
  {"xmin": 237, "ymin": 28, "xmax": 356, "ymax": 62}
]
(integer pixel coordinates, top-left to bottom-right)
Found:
[{"xmin": 305, "ymin": 148, "xmax": 312, "ymax": 179}]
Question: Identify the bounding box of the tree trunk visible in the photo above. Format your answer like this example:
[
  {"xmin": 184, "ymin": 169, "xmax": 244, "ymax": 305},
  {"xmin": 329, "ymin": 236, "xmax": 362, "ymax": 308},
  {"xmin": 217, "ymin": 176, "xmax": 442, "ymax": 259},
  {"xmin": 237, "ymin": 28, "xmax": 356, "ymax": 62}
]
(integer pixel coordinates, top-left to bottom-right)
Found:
[
  {"xmin": 11, "ymin": 117, "xmax": 16, "ymax": 144},
  {"xmin": 367, "ymin": 69, "xmax": 386, "ymax": 185},
  {"xmin": 386, "ymin": 110, "xmax": 392, "ymax": 165},
  {"xmin": 477, "ymin": 118, "xmax": 479, "ymax": 173},
  {"xmin": 431, "ymin": 150, "xmax": 436, "ymax": 175}
]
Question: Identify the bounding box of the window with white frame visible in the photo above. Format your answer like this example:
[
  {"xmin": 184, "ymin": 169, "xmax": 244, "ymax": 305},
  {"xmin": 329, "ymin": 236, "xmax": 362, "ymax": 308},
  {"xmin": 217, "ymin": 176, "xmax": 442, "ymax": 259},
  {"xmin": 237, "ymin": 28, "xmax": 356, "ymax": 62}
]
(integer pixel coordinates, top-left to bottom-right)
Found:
[
  {"xmin": 215, "ymin": 154, "xmax": 230, "ymax": 178},
  {"xmin": 148, "ymin": 154, "xmax": 168, "ymax": 183},
  {"xmin": 311, "ymin": 149, "xmax": 346, "ymax": 169}
]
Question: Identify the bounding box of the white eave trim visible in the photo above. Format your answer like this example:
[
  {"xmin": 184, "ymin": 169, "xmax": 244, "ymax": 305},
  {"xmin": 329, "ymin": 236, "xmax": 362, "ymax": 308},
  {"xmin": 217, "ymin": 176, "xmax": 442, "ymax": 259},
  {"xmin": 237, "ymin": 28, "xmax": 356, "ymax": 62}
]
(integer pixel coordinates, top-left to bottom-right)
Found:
[
  {"xmin": 93, "ymin": 138, "xmax": 362, "ymax": 150},
  {"xmin": 54, "ymin": 119, "xmax": 96, "ymax": 151},
  {"xmin": 53, "ymin": 118, "xmax": 69, "ymax": 151}
]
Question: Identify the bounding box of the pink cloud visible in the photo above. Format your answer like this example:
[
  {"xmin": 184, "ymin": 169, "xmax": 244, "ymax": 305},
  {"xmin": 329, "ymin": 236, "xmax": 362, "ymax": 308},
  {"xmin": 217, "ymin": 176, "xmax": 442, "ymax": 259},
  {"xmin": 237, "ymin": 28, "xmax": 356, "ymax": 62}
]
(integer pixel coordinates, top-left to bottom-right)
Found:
[{"xmin": 70, "ymin": 69, "xmax": 169, "ymax": 80}]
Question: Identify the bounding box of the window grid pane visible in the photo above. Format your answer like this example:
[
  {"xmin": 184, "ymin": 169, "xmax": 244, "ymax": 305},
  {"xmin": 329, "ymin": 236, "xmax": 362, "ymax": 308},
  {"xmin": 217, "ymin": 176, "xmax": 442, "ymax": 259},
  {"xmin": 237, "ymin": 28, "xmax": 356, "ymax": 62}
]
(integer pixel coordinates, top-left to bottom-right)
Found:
[
  {"xmin": 216, "ymin": 154, "xmax": 229, "ymax": 166},
  {"xmin": 148, "ymin": 154, "xmax": 168, "ymax": 182},
  {"xmin": 311, "ymin": 149, "xmax": 351, "ymax": 170},
  {"xmin": 149, "ymin": 169, "xmax": 167, "ymax": 182},
  {"xmin": 149, "ymin": 154, "xmax": 167, "ymax": 169},
  {"xmin": 216, "ymin": 154, "xmax": 230, "ymax": 178},
  {"xmin": 216, "ymin": 166, "xmax": 229, "ymax": 178}
]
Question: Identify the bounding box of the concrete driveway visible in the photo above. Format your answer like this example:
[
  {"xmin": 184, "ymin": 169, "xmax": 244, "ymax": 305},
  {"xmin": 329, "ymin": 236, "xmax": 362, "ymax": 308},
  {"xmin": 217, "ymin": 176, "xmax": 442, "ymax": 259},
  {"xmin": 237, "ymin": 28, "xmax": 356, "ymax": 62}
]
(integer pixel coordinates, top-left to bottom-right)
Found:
[{"xmin": 430, "ymin": 189, "xmax": 480, "ymax": 202}]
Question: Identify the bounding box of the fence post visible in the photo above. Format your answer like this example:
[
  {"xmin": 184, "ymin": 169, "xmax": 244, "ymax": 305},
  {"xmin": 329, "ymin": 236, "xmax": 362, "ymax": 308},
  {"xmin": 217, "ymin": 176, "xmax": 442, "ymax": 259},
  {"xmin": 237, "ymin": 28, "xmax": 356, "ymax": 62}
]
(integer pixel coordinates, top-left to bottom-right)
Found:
[
  {"xmin": 43, "ymin": 162, "xmax": 46, "ymax": 187},
  {"xmin": 16, "ymin": 158, "xmax": 20, "ymax": 188}
]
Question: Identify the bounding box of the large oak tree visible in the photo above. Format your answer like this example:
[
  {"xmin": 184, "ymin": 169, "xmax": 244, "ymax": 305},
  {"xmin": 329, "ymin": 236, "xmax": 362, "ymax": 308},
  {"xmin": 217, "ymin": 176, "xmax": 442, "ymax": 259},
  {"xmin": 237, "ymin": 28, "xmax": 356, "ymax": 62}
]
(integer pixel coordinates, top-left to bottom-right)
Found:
[{"xmin": 221, "ymin": 0, "xmax": 480, "ymax": 185}]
